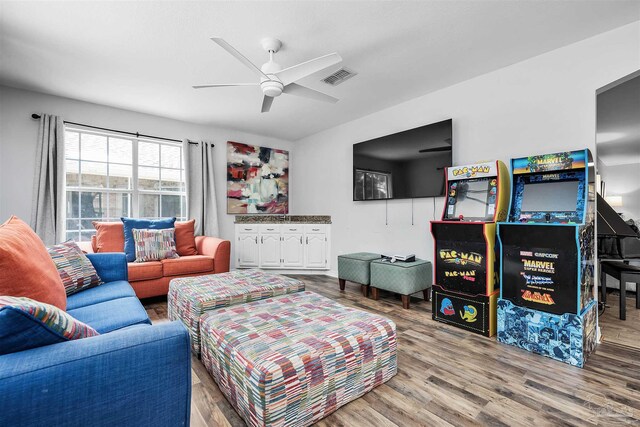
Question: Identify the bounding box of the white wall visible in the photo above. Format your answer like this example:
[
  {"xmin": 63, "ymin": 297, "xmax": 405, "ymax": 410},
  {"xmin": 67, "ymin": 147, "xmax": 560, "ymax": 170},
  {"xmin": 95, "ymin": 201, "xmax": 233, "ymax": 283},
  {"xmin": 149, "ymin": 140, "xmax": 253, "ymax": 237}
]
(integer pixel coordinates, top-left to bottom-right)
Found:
[
  {"xmin": 292, "ymin": 22, "xmax": 640, "ymax": 277},
  {"xmin": 0, "ymin": 85, "xmax": 294, "ymax": 260},
  {"xmin": 599, "ymin": 162, "xmax": 640, "ymax": 223}
]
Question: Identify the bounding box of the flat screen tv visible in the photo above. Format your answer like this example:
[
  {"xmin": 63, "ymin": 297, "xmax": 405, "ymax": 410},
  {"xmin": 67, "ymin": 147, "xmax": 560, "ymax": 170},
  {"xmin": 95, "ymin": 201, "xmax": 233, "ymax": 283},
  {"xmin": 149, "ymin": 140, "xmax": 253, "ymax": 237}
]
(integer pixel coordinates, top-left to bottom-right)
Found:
[{"xmin": 353, "ymin": 119, "xmax": 452, "ymax": 200}]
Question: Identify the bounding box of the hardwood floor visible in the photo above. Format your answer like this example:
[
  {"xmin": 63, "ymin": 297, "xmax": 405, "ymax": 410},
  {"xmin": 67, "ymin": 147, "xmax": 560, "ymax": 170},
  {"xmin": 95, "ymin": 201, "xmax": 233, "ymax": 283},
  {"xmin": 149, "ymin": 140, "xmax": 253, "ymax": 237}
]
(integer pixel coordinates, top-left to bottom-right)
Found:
[
  {"xmin": 144, "ymin": 276, "xmax": 640, "ymax": 426},
  {"xmin": 599, "ymin": 289, "xmax": 640, "ymax": 350}
]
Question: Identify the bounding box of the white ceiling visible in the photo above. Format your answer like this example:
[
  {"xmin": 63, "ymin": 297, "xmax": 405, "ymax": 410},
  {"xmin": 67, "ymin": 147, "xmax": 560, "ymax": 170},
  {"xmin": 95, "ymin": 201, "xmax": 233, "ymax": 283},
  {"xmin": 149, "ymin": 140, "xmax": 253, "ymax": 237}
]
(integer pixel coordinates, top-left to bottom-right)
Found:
[
  {"xmin": 1, "ymin": 1, "xmax": 639, "ymax": 141},
  {"xmin": 597, "ymin": 73, "xmax": 640, "ymax": 167}
]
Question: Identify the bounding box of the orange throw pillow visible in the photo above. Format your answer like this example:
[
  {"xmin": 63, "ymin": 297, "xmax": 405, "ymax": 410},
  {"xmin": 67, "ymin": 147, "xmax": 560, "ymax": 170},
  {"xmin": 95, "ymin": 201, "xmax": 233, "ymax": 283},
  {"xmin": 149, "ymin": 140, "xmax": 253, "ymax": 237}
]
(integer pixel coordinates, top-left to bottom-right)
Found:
[
  {"xmin": 92, "ymin": 221, "xmax": 125, "ymax": 252},
  {"xmin": 0, "ymin": 216, "xmax": 67, "ymax": 310},
  {"xmin": 175, "ymin": 220, "xmax": 198, "ymax": 256}
]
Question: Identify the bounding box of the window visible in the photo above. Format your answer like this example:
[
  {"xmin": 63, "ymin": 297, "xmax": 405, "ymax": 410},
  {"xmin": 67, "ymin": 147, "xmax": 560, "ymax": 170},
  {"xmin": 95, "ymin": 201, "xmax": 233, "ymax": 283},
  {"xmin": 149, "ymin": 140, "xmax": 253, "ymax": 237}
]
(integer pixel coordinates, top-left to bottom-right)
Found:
[
  {"xmin": 354, "ymin": 169, "xmax": 392, "ymax": 200},
  {"xmin": 64, "ymin": 128, "xmax": 186, "ymax": 241}
]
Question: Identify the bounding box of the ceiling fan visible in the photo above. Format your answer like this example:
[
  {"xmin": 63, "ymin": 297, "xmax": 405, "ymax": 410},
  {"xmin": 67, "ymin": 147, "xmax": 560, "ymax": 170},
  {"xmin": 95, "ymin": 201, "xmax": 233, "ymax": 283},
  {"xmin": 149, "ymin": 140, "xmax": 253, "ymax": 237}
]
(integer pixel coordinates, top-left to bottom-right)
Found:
[{"xmin": 193, "ymin": 37, "xmax": 342, "ymax": 113}]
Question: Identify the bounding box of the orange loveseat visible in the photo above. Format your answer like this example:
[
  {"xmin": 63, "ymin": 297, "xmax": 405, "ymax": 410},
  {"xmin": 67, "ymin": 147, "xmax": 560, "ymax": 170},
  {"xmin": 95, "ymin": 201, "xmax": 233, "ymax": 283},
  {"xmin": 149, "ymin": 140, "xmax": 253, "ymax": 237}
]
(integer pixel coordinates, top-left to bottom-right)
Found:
[{"xmin": 81, "ymin": 224, "xmax": 231, "ymax": 299}]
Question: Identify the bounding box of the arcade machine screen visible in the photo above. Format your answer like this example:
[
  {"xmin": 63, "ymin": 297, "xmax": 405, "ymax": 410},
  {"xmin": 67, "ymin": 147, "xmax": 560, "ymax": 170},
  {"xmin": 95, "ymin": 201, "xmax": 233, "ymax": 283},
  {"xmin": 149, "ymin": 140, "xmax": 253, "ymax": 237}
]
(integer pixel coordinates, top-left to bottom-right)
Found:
[
  {"xmin": 448, "ymin": 178, "xmax": 494, "ymax": 221},
  {"xmin": 521, "ymin": 181, "xmax": 579, "ymax": 213}
]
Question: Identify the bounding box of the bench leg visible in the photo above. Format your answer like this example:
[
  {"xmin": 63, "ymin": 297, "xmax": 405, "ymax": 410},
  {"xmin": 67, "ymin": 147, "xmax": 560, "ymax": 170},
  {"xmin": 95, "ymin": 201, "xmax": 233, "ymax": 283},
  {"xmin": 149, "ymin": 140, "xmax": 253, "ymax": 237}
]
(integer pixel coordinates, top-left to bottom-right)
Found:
[
  {"xmin": 423, "ymin": 289, "xmax": 430, "ymax": 302},
  {"xmin": 620, "ymin": 274, "xmax": 627, "ymax": 321},
  {"xmin": 339, "ymin": 278, "xmax": 346, "ymax": 291},
  {"xmin": 361, "ymin": 284, "xmax": 369, "ymax": 298},
  {"xmin": 401, "ymin": 295, "xmax": 410, "ymax": 310},
  {"xmin": 600, "ymin": 269, "xmax": 607, "ymax": 304},
  {"xmin": 371, "ymin": 287, "xmax": 379, "ymax": 301},
  {"xmin": 636, "ymin": 281, "xmax": 640, "ymax": 309}
]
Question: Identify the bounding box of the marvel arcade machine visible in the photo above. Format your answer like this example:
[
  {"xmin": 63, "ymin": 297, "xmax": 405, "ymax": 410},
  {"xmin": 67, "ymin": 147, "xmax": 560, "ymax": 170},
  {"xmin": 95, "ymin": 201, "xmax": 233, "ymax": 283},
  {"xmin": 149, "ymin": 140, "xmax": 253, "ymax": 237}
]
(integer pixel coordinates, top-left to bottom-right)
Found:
[
  {"xmin": 430, "ymin": 161, "xmax": 510, "ymax": 337},
  {"xmin": 496, "ymin": 149, "xmax": 597, "ymax": 368}
]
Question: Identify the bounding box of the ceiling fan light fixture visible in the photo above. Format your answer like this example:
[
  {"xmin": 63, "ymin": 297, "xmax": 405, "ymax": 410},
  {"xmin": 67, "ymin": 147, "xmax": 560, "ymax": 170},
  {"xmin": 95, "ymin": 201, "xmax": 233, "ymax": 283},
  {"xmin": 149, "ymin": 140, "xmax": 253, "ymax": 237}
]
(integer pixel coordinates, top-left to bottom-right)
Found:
[{"xmin": 261, "ymin": 80, "xmax": 284, "ymax": 97}]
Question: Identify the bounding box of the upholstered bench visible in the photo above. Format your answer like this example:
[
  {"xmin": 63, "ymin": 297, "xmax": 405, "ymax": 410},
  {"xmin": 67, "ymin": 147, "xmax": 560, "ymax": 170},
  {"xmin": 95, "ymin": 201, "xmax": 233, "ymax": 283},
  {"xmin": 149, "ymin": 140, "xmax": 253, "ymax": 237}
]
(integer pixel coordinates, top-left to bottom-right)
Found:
[
  {"xmin": 370, "ymin": 259, "xmax": 432, "ymax": 309},
  {"xmin": 337, "ymin": 252, "xmax": 380, "ymax": 296},
  {"xmin": 168, "ymin": 269, "xmax": 304, "ymax": 355},
  {"xmin": 200, "ymin": 291, "xmax": 397, "ymax": 427}
]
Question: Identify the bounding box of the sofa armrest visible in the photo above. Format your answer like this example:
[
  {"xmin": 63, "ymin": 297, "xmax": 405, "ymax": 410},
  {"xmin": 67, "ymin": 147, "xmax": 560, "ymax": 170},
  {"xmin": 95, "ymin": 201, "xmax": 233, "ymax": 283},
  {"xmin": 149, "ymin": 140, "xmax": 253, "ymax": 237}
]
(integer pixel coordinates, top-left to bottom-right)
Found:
[
  {"xmin": 86, "ymin": 252, "xmax": 128, "ymax": 283},
  {"xmin": 0, "ymin": 322, "xmax": 191, "ymax": 427},
  {"xmin": 195, "ymin": 236, "xmax": 231, "ymax": 273}
]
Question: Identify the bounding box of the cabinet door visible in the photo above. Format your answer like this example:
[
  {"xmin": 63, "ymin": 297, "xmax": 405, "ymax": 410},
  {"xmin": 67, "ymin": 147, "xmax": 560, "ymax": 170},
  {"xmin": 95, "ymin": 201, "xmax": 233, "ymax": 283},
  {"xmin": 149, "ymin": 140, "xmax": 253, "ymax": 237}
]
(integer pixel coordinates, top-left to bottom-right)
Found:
[
  {"xmin": 238, "ymin": 233, "xmax": 259, "ymax": 267},
  {"xmin": 305, "ymin": 233, "xmax": 327, "ymax": 269},
  {"xmin": 260, "ymin": 233, "xmax": 282, "ymax": 268},
  {"xmin": 282, "ymin": 233, "xmax": 304, "ymax": 268}
]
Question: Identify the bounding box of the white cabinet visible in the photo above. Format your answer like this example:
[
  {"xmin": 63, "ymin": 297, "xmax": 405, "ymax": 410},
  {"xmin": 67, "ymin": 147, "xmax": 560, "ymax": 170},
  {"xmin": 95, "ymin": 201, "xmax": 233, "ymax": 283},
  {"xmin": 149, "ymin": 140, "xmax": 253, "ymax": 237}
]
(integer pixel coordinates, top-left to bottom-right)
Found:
[
  {"xmin": 235, "ymin": 222, "xmax": 330, "ymax": 270},
  {"xmin": 282, "ymin": 226, "xmax": 304, "ymax": 268},
  {"xmin": 237, "ymin": 227, "xmax": 259, "ymax": 267},
  {"xmin": 305, "ymin": 233, "xmax": 327, "ymax": 268},
  {"xmin": 260, "ymin": 233, "xmax": 282, "ymax": 267}
]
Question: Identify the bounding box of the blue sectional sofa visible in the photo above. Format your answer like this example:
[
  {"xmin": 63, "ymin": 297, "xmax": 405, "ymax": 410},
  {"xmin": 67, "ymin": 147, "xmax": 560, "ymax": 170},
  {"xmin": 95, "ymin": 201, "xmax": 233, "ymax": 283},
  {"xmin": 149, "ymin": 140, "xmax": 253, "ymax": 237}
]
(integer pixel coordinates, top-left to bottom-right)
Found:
[{"xmin": 0, "ymin": 253, "xmax": 192, "ymax": 427}]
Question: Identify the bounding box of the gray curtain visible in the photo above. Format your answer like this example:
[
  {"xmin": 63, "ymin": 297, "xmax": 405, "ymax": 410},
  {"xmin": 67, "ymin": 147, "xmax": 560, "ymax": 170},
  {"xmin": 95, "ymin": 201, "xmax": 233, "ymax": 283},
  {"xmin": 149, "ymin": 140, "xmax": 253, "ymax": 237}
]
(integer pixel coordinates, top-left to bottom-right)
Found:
[
  {"xmin": 31, "ymin": 114, "xmax": 65, "ymax": 245},
  {"xmin": 183, "ymin": 139, "xmax": 219, "ymax": 236}
]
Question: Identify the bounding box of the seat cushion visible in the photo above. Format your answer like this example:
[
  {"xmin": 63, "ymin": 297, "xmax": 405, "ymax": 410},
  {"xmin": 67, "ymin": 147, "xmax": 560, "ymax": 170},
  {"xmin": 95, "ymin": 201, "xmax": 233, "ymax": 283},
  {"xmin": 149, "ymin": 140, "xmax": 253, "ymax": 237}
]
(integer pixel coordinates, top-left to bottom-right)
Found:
[
  {"xmin": 162, "ymin": 255, "xmax": 214, "ymax": 277},
  {"xmin": 0, "ymin": 216, "xmax": 67, "ymax": 310},
  {"xmin": 128, "ymin": 261, "xmax": 163, "ymax": 281},
  {"xmin": 92, "ymin": 221, "xmax": 125, "ymax": 253},
  {"xmin": 338, "ymin": 252, "xmax": 381, "ymax": 262},
  {"xmin": 66, "ymin": 280, "xmax": 136, "ymax": 310},
  {"xmin": 0, "ymin": 296, "xmax": 98, "ymax": 355},
  {"xmin": 67, "ymin": 296, "xmax": 151, "ymax": 334}
]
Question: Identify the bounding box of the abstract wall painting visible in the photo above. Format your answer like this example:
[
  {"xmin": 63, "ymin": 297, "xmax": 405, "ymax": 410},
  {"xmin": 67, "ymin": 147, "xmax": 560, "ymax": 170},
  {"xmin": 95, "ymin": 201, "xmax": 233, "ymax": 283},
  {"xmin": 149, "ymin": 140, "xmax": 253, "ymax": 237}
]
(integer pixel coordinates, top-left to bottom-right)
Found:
[{"xmin": 227, "ymin": 141, "xmax": 289, "ymax": 214}]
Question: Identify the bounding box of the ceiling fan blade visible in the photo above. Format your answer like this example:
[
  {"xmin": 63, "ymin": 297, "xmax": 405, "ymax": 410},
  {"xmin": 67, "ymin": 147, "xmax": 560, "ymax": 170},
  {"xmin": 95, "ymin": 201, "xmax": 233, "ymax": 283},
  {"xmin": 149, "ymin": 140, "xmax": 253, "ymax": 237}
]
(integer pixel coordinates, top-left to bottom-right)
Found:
[
  {"xmin": 210, "ymin": 37, "xmax": 269, "ymax": 79},
  {"xmin": 275, "ymin": 53, "xmax": 342, "ymax": 86},
  {"xmin": 261, "ymin": 95, "xmax": 274, "ymax": 113},
  {"xmin": 283, "ymin": 83, "xmax": 338, "ymax": 104},
  {"xmin": 193, "ymin": 83, "xmax": 259, "ymax": 89},
  {"xmin": 418, "ymin": 146, "xmax": 452, "ymax": 153}
]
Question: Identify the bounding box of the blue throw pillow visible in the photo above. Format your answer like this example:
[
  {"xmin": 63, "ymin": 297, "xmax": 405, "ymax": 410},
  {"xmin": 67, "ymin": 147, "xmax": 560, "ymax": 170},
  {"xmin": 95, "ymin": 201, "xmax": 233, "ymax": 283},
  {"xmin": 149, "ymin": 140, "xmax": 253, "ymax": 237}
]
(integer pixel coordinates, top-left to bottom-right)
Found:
[{"xmin": 121, "ymin": 217, "xmax": 176, "ymax": 262}]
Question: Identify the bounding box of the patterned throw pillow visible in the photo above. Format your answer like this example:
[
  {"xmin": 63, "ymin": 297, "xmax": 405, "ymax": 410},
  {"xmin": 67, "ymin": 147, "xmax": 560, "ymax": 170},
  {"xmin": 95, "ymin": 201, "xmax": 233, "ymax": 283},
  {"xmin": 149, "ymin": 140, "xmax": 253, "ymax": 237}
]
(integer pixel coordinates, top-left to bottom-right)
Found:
[
  {"xmin": 121, "ymin": 217, "xmax": 176, "ymax": 262},
  {"xmin": 48, "ymin": 241, "xmax": 103, "ymax": 296},
  {"xmin": 132, "ymin": 228, "xmax": 180, "ymax": 263},
  {"xmin": 0, "ymin": 296, "xmax": 99, "ymax": 355}
]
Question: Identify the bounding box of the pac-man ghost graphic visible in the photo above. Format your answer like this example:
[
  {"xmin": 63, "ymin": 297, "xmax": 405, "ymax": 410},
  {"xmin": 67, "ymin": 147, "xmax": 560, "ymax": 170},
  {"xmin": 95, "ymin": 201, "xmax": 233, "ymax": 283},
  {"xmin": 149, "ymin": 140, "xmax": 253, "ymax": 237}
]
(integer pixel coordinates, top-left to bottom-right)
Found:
[
  {"xmin": 440, "ymin": 298, "xmax": 455, "ymax": 316},
  {"xmin": 460, "ymin": 305, "xmax": 478, "ymax": 322}
]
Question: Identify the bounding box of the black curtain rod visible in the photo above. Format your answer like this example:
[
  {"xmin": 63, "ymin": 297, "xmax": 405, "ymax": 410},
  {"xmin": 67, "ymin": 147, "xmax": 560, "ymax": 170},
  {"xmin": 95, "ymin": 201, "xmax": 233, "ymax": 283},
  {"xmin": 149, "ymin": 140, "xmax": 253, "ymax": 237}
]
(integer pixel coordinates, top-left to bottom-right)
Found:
[{"xmin": 30, "ymin": 113, "xmax": 214, "ymax": 147}]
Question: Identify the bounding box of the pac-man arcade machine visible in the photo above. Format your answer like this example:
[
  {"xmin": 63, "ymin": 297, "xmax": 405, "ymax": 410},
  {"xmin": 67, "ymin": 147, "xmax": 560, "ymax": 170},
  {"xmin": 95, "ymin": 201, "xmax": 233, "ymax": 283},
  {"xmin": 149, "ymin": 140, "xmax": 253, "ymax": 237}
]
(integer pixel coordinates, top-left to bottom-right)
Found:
[
  {"xmin": 497, "ymin": 149, "xmax": 597, "ymax": 367},
  {"xmin": 430, "ymin": 161, "xmax": 510, "ymax": 336}
]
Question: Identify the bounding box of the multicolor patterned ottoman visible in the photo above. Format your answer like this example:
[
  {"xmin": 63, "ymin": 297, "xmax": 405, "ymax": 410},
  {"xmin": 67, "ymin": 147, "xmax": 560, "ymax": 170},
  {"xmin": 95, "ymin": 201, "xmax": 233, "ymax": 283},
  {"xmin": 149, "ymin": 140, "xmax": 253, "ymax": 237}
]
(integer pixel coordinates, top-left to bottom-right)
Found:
[
  {"xmin": 168, "ymin": 269, "xmax": 305, "ymax": 355},
  {"xmin": 200, "ymin": 291, "xmax": 397, "ymax": 427}
]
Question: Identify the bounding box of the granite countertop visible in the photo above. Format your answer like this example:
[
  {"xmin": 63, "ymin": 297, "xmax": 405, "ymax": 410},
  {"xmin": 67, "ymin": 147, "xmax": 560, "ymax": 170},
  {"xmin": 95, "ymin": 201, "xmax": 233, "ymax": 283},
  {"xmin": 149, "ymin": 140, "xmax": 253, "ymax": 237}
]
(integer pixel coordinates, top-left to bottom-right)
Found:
[{"xmin": 235, "ymin": 215, "xmax": 331, "ymax": 224}]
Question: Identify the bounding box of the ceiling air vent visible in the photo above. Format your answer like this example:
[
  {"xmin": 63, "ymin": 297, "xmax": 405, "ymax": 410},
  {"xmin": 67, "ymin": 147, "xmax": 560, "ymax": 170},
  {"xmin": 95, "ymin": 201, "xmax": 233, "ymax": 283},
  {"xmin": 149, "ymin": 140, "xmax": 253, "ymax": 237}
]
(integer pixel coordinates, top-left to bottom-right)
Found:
[{"xmin": 321, "ymin": 67, "xmax": 357, "ymax": 86}]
